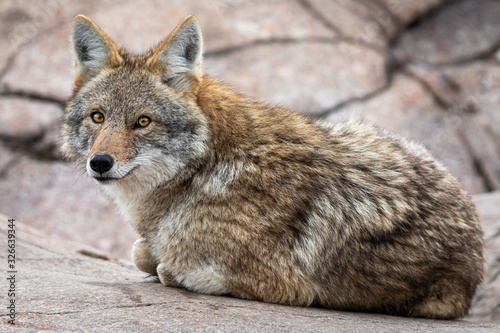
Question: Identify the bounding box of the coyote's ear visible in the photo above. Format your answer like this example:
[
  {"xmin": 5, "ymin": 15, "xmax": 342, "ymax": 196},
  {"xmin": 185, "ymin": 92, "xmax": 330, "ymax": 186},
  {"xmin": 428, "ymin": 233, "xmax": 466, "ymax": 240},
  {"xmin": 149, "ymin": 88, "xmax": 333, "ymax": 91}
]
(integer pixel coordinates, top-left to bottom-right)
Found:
[
  {"xmin": 148, "ymin": 16, "xmax": 203, "ymax": 93},
  {"xmin": 70, "ymin": 15, "xmax": 122, "ymax": 88}
]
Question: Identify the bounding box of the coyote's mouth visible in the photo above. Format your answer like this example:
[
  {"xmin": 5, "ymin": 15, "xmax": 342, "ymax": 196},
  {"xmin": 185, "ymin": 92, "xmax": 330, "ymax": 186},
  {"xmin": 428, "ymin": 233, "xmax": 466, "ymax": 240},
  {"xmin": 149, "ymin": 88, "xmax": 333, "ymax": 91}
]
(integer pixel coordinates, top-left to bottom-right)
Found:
[
  {"xmin": 94, "ymin": 176, "xmax": 117, "ymax": 184},
  {"xmin": 93, "ymin": 166, "xmax": 138, "ymax": 184}
]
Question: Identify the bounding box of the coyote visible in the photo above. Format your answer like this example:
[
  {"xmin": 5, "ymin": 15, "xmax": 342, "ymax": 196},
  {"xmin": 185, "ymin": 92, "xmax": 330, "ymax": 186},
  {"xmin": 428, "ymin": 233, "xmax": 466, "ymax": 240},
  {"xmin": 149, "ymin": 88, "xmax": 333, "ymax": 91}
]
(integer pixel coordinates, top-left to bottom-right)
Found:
[{"xmin": 62, "ymin": 15, "xmax": 483, "ymax": 319}]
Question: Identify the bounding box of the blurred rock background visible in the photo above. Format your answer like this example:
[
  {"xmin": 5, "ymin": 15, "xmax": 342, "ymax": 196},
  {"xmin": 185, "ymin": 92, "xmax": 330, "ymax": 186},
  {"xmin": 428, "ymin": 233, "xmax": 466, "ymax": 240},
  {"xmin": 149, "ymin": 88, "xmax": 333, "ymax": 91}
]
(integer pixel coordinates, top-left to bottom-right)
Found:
[{"xmin": 0, "ymin": 0, "xmax": 499, "ymax": 324}]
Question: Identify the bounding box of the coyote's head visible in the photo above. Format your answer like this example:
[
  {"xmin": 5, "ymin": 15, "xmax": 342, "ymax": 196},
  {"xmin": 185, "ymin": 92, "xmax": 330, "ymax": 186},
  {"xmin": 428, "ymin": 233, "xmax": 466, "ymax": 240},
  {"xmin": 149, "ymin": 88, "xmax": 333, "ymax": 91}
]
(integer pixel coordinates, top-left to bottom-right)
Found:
[{"xmin": 61, "ymin": 15, "xmax": 209, "ymax": 194}]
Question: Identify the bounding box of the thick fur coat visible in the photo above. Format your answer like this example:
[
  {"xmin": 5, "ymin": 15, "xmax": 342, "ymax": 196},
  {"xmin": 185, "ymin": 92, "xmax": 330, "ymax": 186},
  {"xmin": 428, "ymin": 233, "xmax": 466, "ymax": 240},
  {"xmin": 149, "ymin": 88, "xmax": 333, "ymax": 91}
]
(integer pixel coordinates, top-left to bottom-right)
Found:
[{"xmin": 61, "ymin": 15, "xmax": 483, "ymax": 319}]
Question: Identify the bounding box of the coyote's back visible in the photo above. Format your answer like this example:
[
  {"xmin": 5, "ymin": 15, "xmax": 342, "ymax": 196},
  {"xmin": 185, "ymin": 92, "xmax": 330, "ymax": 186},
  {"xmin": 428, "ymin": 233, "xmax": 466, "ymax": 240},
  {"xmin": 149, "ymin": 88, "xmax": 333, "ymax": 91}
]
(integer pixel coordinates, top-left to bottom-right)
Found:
[{"xmin": 62, "ymin": 15, "xmax": 483, "ymax": 319}]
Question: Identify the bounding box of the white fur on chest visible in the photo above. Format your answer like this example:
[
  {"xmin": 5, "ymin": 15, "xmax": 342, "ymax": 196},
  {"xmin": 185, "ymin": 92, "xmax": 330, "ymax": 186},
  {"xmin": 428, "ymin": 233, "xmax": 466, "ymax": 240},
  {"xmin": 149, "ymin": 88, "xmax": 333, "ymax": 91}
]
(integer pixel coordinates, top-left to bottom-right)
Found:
[{"xmin": 104, "ymin": 162, "xmax": 232, "ymax": 295}]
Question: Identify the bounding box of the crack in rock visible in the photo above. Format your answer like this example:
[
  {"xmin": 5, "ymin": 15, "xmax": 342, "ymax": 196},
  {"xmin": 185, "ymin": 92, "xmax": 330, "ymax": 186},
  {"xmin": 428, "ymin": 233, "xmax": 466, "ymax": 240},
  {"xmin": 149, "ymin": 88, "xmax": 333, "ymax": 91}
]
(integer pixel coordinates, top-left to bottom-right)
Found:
[
  {"xmin": 388, "ymin": 0, "xmax": 460, "ymax": 48},
  {"xmin": 459, "ymin": 129, "xmax": 497, "ymax": 192},
  {"xmin": 401, "ymin": 69, "xmax": 450, "ymax": 109},
  {"xmin": 312, "ymin": 74, "xmax": 394, "ymax": 119},
  {"xmin": 0, "ymin": 129, "xmax": 63, "ymax": 162},
  {"xmin": 0, "ymin": 154, "xmax": 21, "ymax": 179},
  {"xmin": 296, "ymin": 0, "xmax": 343, "ymax": 35},
  {"xmin": 388, "ymin": 0, "xmax": 500, "ymax": 70},
  {"xmin": 370, "ymin": 0, "xmax": 403, "ymax": 27},
  {"xmin": 0, "ymin": 90, "xmax": 66, "ymax": 109},
  {"xmin": 432, "ymin": 39, "xmax": 500, "ymax": 67},
  {"xmin": 11, "ymin": 302, "xmax": 172, "ymax": 317},
  {"xmin": 394, "ymin": 41, "xmax": 500, "ymax": 69},
  {"xmin": 301, "ymin": 0, "xmax": 391, "ymax": 50},
  {"xmin": 0, "ymin": 52, "xmax": 18, "ymax": 82}
]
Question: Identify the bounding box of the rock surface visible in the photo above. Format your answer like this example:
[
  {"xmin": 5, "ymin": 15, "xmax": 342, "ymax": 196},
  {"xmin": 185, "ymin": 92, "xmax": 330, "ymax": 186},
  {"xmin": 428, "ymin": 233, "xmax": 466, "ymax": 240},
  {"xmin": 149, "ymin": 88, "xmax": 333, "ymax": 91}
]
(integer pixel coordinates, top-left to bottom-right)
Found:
[
  {"xmin": 1, "ymin": 0, "xmax": 500, "ymax": 327},
  {"xmin": 470, "ymin": 192, "xmax": 500, "ymax": 323},
  {"xmin": 1, "ymin": 212, "xmax": 499, "ymax": 332}
]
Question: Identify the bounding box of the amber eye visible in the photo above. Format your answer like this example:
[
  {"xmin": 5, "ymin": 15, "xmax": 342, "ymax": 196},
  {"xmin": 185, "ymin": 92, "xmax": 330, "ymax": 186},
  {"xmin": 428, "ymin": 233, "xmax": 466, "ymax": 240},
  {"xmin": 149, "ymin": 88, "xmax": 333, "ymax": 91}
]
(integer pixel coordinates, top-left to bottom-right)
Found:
[
  {"xmin": 91, "ymin": 112, "xmax": 104, "ymax": 124},
  {"xmin": 136, "ymin": 116, "xmax": 151, "ymax": 128}
]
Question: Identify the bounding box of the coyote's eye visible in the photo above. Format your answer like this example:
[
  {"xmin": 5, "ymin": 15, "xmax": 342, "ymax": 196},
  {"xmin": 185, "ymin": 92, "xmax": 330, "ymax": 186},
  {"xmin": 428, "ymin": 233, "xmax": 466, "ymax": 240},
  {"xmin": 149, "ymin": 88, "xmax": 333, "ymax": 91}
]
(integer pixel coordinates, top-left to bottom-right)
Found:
[
  {"xmin": 91, "ymin": 112, "xmax": 104, "ymax": 124},
  {"xmin": 136, "ymin": 116, "xmax": 151, "ymax": 128}
]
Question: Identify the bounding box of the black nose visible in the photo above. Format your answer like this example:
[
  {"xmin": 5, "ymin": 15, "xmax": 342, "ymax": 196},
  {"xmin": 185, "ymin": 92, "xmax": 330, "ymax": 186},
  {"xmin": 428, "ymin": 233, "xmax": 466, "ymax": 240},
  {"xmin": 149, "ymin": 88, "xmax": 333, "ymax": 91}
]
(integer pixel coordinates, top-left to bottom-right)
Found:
[{"xmin": 89, "ymin": 154, "xmax": 114, "ymax": 174}]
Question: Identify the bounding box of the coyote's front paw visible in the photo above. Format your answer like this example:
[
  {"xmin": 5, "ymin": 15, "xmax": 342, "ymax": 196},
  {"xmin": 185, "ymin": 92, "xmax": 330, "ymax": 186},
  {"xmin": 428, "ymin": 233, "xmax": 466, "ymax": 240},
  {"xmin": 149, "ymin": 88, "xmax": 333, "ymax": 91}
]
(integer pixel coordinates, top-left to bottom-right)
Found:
[{"xmin": 131, "ymin": 238, "xmax": 158, "ymax": 275}]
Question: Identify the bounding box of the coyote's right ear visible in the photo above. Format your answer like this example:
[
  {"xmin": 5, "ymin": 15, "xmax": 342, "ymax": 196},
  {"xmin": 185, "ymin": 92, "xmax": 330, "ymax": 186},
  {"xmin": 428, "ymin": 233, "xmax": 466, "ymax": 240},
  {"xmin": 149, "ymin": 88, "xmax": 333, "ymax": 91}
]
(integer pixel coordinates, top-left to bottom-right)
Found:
[
  {"xmin": 70, "ymin": 15, "xmax": 122, "ymax": 89},
  {"xmin": 148, "ymin": 16, "xmax": 203, "ymax": 93}
]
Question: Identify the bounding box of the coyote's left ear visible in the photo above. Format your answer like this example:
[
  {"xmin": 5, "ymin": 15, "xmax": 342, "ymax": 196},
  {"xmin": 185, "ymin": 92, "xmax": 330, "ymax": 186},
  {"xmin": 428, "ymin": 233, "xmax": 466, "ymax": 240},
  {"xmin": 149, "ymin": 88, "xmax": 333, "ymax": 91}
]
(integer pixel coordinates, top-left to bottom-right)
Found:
[
  {"xmin": 148, "ymin": 16, "xmax": 203, "ymax": 93},
  {"xmin": 70, "ymin": 15, "xmax": 122, "ymax": 88}
]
